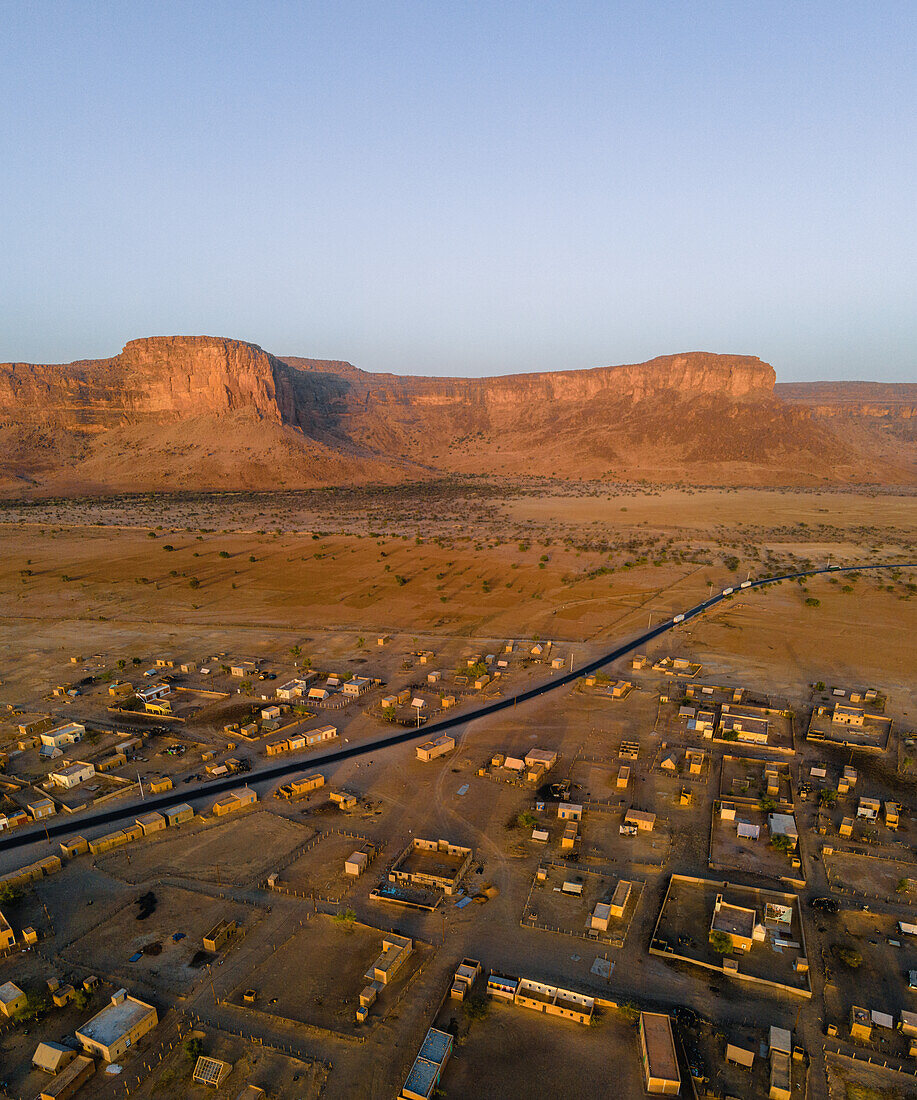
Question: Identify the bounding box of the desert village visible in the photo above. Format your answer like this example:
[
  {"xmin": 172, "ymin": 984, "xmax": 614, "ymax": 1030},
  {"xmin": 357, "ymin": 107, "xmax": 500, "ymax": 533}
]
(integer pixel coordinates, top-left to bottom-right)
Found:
[
  {"xmin": 0, "ymin": 599, "xmax": 915, "ymax": 1100},
  {"xmin": 2, "ymin": 0, "xmax": 916, "ymax": 1092}
]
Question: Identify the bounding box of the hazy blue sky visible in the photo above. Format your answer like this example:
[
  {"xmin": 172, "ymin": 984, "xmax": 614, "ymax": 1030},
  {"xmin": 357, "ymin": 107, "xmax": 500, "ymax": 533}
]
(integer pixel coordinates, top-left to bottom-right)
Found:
[{"xmin": 2, "ymin": 2, "xmax": 914, "ymax": 381}]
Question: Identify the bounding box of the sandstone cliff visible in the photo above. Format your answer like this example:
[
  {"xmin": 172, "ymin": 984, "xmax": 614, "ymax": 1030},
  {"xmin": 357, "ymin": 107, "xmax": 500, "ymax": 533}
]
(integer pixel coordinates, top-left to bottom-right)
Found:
[{"xmin": 0, "ymin": 336, "xmax": 912, "ymax": 493}]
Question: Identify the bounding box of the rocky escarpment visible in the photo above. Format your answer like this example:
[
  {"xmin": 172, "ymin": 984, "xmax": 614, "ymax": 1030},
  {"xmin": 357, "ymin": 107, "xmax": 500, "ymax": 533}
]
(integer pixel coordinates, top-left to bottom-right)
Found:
[
  {"xmin": 0, "ymin": 336, "xmax": 913, "ymax": 493},
  {"xmin": 0, "ymin": 336, "xmax": 416, "ymax": 491},
  {"xmin": 778, "ymin": 382, "xmax": 917, "ymax": 432},
  {"xmin": 0, "ymin": 335, "xmax": 292, "ymax": 427},
  {"xmin": 280, "ymin": 352, "xmax": 888, "ymax": 483}
]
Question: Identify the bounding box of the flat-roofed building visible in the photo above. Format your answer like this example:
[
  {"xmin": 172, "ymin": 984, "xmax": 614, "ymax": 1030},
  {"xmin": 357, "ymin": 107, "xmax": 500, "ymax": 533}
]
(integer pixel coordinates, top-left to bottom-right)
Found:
[
  {"xmin": 857, "ymin": 797, "xmax": 880, "ymax": 820},
  {"xmin": 211, "ymin": 788, "xmax": 257, "ymax": 816},
  {"xmin": 769, "ymin": 1048, "xmax": 792, "ymax": 1100},
  {"xmin": 515, "ymin": 978, "xmax": 594, "ymax": 1025},
  {"xmin": 365, "ymin": 933, "xmax": 412, "ymax": 985},
  {"xmin": 833, "ymin": 703, "xmax": 866, "ymax": 726},
  {"xmin": 345, "ymin": 847, "xmax": 372, "ymax": 876},
  {"xmin": 164, "ymin": 803, "xmax": 194, "ymax": 827},
  {"xmin": 389, "ymin": 837, "xmax": 473, "ymax": 895},
  {"xmin": 0, "ymin": 910, "xmax": 16, "ymax": 952},
  {"xmin": 416, "ymin": 735, "xmax": 455, "ymax": 762},
  {"xmin": 591, "ymin": 902, "xmax": 612, "ymax": 931},
  {"xmin": 486, "ymin": 973, "xmax": 518, "ymax": 1001},
  {"xmin": 95, "ymin": 751, "xmax": 127, "ymax": 773},
  {"xmin": 275, "ymin": 678, "xmax": 309, "ymax": 701},
  {"xmin": 305, "ymin": 724, "xmax": 338, "ymax": 746},
  {"xmin": 76, "ymin": 989, "xmax": 157, "ymax": 1061},
  {"xmin": 276, "ymin": 773, "xmax": 325, "ymax": 799},
  {"xmin": 850, "ymin": 1006, "xmax": 872, "ymax": 1042},
  {"xmin": 717, "ymin": 705, "xmax": 770, "ymax": 744},
  {"xmin": 557, "ymin": 802, "xmax": 583, "ymax": 821},
  {"xmin": 624, "ymin": 809, "xmax": 656, "ymax": 832},
  {"xmin": 18, "ymin": 715, "xmax": 54, "ymax": 737},
  {"xmin": 610, "ymin": 879, "xmax": 632, "ymax": 917},
  {"xmin": 28, "ymin": 798, "xmax": 56, "ymax": 820},
  {"xmin": 49, "ymin": 762, "xmax": 95, "ymax": 789},
  {"xmin": 525, "ymin": 748, "xmax": 557, "ymax": 770},
  {"xmin": 88, "ymin": 830, "xmax": 132, "ymax": 856},
  {"xmin": 710, "ymin": 894, "xmax": 757, "ymax": 952},
  {"xmin": 450, "ymin": 958, "xmax": 481, "ymax": 1001},
  {"xmin": 400, "ymin": 1027, "xmax": 453, "ymax": 1100},
  {"xmin": 0, "ymin": 980, "xmax": 26, "ymax": 1016},
  {"xmin": 686, "ymin": 749, "xmax": 705, "ymax": 774},
  {"xmin": 639, "ymin": 1011, "xmax": 681, "ymax": 1095},
  {"xmin": 135, "ymin": 811, "xmax": 166, "ymax": 836},
  {"xmin": 203, "ymin": 919, "xmax": 238, "ymax": 953},
  {"xmin": 40, "ymin": 723, "xmax": 85, "ymax": 750}
]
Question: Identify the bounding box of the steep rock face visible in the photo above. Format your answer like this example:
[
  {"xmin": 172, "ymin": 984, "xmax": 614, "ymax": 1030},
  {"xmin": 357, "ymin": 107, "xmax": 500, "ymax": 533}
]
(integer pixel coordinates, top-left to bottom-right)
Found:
[
  {"xmin": 117, "ymin": 336, "xmax": 291, "ymax": 421},
  {"xmin": 280, "ymin": 352, "xmax": 845, "ymax": 482},
  {"xmin": 0, "ymin": 335, "xmax": 292, "ymax": 426},
  {"xmin": 282, "ymin": 352, "xmax": 773, "ymax": 409},
  {"xmin": 778, "ymin": 382, "xmax": 917, "ymax": 426},
  {"xmin": 0, "ymin": 336, "xmax": 913, "ymax": 492},
  {"xmin": 777, "ymin": 381, "xmax": 917, "ymax": 478},
  {"xmin": 0, "ymin": 336, "xmax": 416, "ymax": 491}
]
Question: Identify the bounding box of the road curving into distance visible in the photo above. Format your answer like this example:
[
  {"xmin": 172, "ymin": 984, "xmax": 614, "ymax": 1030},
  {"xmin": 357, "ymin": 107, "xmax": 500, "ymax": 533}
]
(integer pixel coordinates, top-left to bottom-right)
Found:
[{"xmin": 2, "ymin": 559, "xmax": 913, "ymax": 855}]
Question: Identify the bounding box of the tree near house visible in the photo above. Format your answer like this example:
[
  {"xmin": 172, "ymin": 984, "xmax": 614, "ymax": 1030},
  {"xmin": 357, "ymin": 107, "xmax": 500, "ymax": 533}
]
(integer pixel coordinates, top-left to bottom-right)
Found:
[{"xmin": 709, "ymin": 931, "xmax": 733, "ymax": 955}]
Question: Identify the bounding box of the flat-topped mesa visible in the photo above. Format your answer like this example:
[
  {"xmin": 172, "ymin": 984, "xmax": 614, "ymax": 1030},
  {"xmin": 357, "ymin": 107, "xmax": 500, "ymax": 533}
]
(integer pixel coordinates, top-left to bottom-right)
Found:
[
  {"xmin": 115, "ymin": 335, "xmax": 291, "ymax": 421},
  {"xmin": 285, "ymin": 351, "xmax": 776, "ymax": 406},
  {"xmin": 0, "ymin": 335, "xmax": 912, "ymax": 491},
  {"xmin": 428, "ymin": 352, "xmax": 774, "ymax": 405},
  {"xmin": 777, "ymin": 381, "xmax": 917, "ymax": 421},
  {"xmin": 0, "ymin": 335, "xmax": 293, "ymax": 425}
]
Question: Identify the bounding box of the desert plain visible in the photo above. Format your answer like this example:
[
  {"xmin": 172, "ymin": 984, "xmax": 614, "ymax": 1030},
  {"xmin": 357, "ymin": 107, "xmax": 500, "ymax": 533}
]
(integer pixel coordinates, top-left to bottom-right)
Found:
[{"xmin": 0, "ymin": 475, "xmax": 914, "ymax": 1100}]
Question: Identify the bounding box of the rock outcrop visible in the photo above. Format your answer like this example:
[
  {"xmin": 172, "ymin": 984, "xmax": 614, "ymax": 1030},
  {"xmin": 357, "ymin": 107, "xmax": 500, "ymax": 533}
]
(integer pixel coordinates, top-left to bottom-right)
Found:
[{"xmin": 0, "ymin": 336, "xmax": 912, "ymax": 493}]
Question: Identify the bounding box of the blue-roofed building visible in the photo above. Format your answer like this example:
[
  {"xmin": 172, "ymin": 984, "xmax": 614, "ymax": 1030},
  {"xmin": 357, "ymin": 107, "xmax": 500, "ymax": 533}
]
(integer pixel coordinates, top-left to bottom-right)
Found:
[
  {"xmin": 486, "ymin": 973, "xmax": 519, "ymax": 1000},
  {"xmin": 418, "ymin": 1027, "xmax": 452, "ymax": 1064},
  {"xmin": 399, "ymin": 1027, "xmax": 453, "ymax": 1100}
]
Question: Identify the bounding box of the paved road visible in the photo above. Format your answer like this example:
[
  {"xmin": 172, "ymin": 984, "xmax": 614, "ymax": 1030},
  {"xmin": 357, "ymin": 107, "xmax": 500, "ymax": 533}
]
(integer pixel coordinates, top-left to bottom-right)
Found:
[{"xmin": 2, "ymin": 558, "xmax": 913, "ymax": 855}]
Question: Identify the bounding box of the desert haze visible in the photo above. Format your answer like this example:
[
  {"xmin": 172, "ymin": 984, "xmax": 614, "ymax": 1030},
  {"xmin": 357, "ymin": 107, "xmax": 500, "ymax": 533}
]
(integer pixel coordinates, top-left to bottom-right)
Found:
[{"xmin": 1, "ymin": 334, "xmax": 915, "ymax": 494}]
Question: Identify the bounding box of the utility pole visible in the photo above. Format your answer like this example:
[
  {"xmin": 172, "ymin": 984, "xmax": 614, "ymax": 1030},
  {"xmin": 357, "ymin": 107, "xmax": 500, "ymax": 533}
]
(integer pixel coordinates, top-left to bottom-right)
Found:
[{"xmin": 137, "ymin": 773, "xmax": 144, "ymax": 800}]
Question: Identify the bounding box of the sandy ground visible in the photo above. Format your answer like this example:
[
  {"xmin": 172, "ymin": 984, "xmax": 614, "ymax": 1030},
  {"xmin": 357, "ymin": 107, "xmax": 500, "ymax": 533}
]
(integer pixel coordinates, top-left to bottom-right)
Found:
[
  {"xmin": 503, "ymin": 487, "xmax": 917, "ymax": 533},
  {"xmin": 0, "ymin": 485, "xmax": 914, "ymax": 1100}
]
